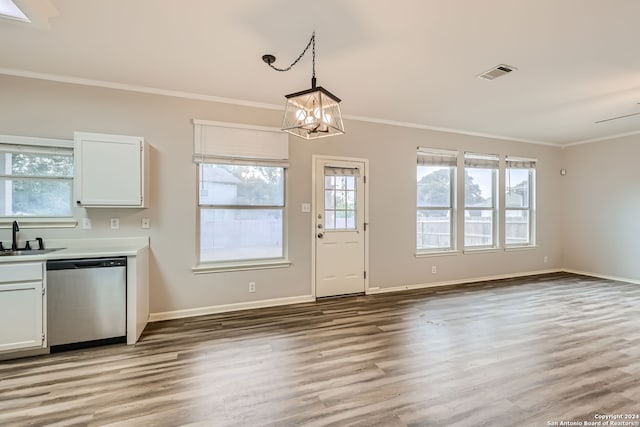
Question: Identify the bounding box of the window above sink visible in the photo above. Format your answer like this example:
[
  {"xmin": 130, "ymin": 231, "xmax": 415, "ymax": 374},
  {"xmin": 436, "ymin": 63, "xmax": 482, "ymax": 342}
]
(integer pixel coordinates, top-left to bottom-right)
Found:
[{"xmin": 0, "ymin": 135, "xmax": 77, "ymax": 229}]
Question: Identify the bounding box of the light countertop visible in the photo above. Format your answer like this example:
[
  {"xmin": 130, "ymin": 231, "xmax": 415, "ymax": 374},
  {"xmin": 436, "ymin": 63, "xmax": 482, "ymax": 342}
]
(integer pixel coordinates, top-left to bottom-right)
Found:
[
  {"xmin": 0, "ymin": 237, "xmax": 149, "ymax": 263},
  {"xmin": 48, "ymin": 246, "xmax": 145, "ymax": 259}
]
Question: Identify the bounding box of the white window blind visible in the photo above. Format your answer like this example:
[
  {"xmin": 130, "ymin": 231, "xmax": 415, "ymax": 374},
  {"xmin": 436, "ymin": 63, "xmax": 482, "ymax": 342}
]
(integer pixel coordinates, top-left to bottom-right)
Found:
[
  {"xmin": 0, "ymin": 144, "xmax": 72, "ymax": 156},
  {"xmin": 193, "ymin": 120, "xmax": 288, "ymax": 165},
  {"xmin": 417, "ymin": 148, "xmax": 458, "ymax": 166},
  {"xmin": 324, "ymin": 166, "xmax": 360, "ymax": 176},
  {"xmin": 506, "ymin": 156, "xmax": 537, "ymax": 169},
  {"xmin": 416, "ymin": 147, "xmax": 457, "ymax": 252},
  {"xmin": 464, "ymin": 152, "xmax": 499, "ymax": 168}
]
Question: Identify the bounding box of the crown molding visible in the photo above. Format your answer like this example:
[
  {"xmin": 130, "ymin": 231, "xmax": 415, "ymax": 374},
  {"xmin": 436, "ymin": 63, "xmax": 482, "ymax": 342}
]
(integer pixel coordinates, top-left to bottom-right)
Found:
[
  {"xmin": 0, "ymin": 67, "xmax": 283, "ymax": 111},
  {"xmin": 342, "ymin": 113, "xmax": 558, "ymax": 147},
  {"xmin": 562, "ymin": 129, "xmax": 640, "ymax": 148},
  {"xmin": 0, "ymin": 67, "xmax": 603, "ymax": 148}
]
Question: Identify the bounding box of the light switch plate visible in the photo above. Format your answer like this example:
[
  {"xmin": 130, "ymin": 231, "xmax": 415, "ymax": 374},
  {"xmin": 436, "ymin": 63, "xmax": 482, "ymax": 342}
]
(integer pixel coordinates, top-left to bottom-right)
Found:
[
  {"xmin": 81, "ymin": 218, "xmax": 92, "ymax": 229},
  {"xmin": 301, "ymin": 203, "xmax": 311, "ymax": 213},
  {"xmin": 141, "ymin": 217, "xmax": 150, "ymax": 229},
  {"xmin": 110, "ymin": 218, "xmax": 120, "ymax": 229}
]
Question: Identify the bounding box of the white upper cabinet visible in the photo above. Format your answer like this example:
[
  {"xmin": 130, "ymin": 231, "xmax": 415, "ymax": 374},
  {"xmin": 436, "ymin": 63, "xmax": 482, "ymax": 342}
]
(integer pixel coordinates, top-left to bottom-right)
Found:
[{"xmin": 74, "ymin": 132, "xmax": 148, "ymax": 208}]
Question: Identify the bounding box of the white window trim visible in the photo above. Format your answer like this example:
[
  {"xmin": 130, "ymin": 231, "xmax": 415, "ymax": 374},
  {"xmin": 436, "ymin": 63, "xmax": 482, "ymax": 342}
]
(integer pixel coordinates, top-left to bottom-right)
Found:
[
  {"xmin": 463, "ymin": 247, "xmax": 502, "ymax": 255},
  {"xmin": 504, "ymin": 245, "xmax": 538, "ymax": 252},
  {"xmin": 416, "ymin": 158, "xmax": 457, "ymax": 254},
  {"xmin": 323, "ymin": 169, "xmax": 359, "ymax": 231},
  {"xmin": 0, "ymin": 134, "xmax": 75, "ymax": 227},
  {"xmin": 505, "ymin": 167, "xmax": 536, "ymax": 248},
  {"xmin": 0, "ymin": 135, "xmax": 73, "ymax": 149},
  {"xmin": 0, "ymin": 218, "xmax": 77, "ymax": 228},
  {"xmin": 415, "ymin": 249, "xmax": 459, "ymax": 258},
  {"xmin": 192, "ymin": 120, "xmax": 290, "ymax": 272},
  {"xmin": 194, "ymin": 162, "xmax": 289, "ymax": 271},
  {"xmin": 192, "ymin": 259, "xmax": 292, "ymax": 274},
  {"xmin": 464, "ymin": 166, "xmax": 498, "ymax": 250}
]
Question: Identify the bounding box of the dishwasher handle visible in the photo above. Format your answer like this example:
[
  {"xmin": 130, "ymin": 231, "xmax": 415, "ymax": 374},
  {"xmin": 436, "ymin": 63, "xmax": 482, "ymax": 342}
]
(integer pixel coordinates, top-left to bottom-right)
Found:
[{"xmin": 47, "ymin": 257, "xmax": 127, "ymax": 270}]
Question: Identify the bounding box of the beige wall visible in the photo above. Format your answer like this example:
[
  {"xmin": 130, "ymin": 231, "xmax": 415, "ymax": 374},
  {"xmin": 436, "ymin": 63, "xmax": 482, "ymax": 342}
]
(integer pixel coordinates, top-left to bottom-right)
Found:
[
  {"xmin": 0, "ymin": 75, "xmax": 565, "ymax": 315},
  {"xmin": 562, "ymin": 135, "xmax": 640, "ymax": 281}
]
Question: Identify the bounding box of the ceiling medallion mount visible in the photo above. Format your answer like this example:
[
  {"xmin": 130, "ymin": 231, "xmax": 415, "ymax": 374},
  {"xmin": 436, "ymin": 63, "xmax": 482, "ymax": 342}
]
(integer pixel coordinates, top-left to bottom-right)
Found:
[
  {"xmin": 262, "ymin": 32, "xmax": 345, "ymax": 140},
  {"xmin": 261, "ymin": 54, "xmax": 276, "ymax": 65}
]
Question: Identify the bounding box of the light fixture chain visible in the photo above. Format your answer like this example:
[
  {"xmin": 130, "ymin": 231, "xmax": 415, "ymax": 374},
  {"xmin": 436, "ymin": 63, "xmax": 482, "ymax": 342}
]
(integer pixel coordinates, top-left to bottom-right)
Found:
[
  {"xmin": 312, "ymin": 31, "xmax": 315, "ymax": 78},
  {"xmin": 266, "ymin": 32, "xmax": 316, "ymax": 73},
  {"xmin": 262, "ymin": 31, "xmax": 344, "ymax": 139}
]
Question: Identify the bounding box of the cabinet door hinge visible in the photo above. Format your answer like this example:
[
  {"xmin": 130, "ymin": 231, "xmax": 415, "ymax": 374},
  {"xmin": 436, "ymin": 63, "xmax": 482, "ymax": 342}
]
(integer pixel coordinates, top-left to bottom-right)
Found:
[
  {"xmin": 363, "ymin": 175, "xmax": 367, "ymax": 184},
  {"xmin": 42, "ymin": 287, "xmax": 45, "ymax": 296},
  {"xmin": 364, "ymin": 271, "xmax": 367, "ymax": 279},
  {"xmin": 364, "ymin": 222, "xmax": 368, "ymax": 231},
  {"xmin": 41, "ymin": 334, "xmax": 45, "ymax": 343}
]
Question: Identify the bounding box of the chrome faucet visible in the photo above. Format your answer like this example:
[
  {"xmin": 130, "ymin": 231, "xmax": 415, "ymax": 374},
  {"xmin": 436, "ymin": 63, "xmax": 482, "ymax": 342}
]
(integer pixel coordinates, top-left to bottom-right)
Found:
[{"xmin": 11, "ymin": 220, "xmax": 19, "ymax": 251}]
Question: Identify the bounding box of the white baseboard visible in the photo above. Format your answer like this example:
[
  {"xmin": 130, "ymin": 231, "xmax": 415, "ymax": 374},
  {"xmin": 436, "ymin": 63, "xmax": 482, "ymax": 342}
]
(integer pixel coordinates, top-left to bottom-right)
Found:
[
  {"xmin": 562, "ymin": 268, "xmax": 640, "ymax": 285},
  {"xmin": 366, "ymin": 268, "xmax": 563, "ymax": 295},
  {"xmin": 150, "ymin": 268, "xmax": 636, "ymax": 323},
  {"xmin": 149, "ymin": 295, "xmax": 315, "ymax": 322}
]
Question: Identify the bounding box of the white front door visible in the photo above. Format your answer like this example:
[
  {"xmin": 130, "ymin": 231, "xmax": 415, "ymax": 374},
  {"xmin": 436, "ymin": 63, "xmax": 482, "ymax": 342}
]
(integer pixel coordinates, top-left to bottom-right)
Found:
[{"xmin": 314, "ymin": 157, "xmax": 367, "ymax": 298}]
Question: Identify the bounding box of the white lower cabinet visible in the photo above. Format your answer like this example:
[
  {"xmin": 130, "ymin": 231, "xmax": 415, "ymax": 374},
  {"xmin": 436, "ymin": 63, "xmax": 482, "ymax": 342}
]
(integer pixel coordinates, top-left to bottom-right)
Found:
[{"xmin": 0, "ymin": 262, "xmax": 46, "ymax": 353}]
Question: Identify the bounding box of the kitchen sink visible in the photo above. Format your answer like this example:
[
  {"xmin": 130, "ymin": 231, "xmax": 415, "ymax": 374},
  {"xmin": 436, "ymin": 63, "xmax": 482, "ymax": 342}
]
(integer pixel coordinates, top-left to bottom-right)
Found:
[{"xmin": 0, "ymin": 249, "xmax": 62, "ymax": 256}]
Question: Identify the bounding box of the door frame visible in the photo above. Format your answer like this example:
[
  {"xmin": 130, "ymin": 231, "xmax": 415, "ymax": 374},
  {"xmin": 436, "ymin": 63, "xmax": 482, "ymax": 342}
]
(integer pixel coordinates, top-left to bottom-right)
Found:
[{"xmin": 311, "ymin": 155, "xmax": 370, "ymax": 298}]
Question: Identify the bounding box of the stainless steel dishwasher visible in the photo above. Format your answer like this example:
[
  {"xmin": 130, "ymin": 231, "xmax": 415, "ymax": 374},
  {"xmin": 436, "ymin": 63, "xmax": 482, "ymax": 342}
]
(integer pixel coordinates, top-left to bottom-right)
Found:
[{"xmin": 47, "ymin": 257, "xmax": 127, "ymax": 351}]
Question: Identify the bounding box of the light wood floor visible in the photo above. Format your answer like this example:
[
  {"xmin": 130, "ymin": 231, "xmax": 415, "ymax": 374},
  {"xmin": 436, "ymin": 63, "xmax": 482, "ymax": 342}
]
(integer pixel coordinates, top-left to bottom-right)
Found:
[{"xmin": 1, "ymin": 273, "xmax": 639, "ymax": 426}]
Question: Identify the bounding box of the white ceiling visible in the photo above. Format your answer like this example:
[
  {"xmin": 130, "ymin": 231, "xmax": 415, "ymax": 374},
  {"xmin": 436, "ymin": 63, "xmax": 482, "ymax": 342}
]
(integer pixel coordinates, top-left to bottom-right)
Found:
[{"xmin": 2, "ymin": 0, "xmax": 640, "ymax": 145}]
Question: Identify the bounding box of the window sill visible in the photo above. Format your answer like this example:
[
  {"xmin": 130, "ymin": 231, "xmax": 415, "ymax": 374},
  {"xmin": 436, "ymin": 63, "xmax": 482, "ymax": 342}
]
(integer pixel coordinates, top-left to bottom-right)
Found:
[
  {"xmin": 505, "ymin": 245, "xmax": 537, "ymax": 252},
  {"xmin": 193, "ymin": 259, "xmax": 292, "ymax": 274},
  {"xmin": 463, "ymin": 247, "xmax": 501, "ymax": 255},
  {"xmin": 0, "ymin": 218, "xmax": 78, "ymax": 229},
  {"xmin": 415, "ymin": 250, "xmax": 459, "ymax": 258}
]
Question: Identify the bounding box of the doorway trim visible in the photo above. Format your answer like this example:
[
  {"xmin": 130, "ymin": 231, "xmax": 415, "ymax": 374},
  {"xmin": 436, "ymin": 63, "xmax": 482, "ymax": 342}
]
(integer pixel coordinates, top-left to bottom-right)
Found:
[{"xmin": 311, "ymin": 155, "xmax": 370, "ymax": 298}]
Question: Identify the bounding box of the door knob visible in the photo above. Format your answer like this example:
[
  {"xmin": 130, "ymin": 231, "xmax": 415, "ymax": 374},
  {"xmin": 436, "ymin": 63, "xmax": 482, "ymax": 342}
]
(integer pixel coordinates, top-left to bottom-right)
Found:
[{"xmin": 317, "ymin": 233, "xmax": 324, "ymax": 238}]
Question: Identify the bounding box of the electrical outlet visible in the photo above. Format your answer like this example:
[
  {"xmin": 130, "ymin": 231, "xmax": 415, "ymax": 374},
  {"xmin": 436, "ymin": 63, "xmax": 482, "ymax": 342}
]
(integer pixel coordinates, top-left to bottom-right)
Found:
[
  {"xmin": 141, "ymin": 217, "xmax": 150, "ymax": 229},
  {"xmin": 301, "ymin": 203, "xmax": 311, "ymax": 213},
  {"xmin": 431, "ymin": 266, "xmax": 437, "ymax": 274},
  {"xmin": 544, "ymin": 256, "xmax": 548, "ymax": 263},
  {"xmin": 249, "ymin": 282, "xmax": 256, "ymax": 293},
  {"xmin": 110, "ymin": 218, "xmax": 120, "ymax": 229},
  {"xmin": 82, "ymin": 218, "xmax": 92, "ymax": 229}
]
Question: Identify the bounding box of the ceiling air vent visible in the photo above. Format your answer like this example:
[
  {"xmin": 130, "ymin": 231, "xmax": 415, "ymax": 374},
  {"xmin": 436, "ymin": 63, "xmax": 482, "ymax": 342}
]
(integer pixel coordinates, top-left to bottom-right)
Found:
[{"xmin": 477, "ymin": 64, "xmax": 517, "ymax": 81}]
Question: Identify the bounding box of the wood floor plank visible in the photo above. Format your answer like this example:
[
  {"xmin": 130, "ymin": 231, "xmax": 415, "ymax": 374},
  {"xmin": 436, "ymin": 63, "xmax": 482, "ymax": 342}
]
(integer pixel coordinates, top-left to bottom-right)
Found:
[{"xmin": 1, "ymin": 272, "xmax": 639, "ymax": 426}]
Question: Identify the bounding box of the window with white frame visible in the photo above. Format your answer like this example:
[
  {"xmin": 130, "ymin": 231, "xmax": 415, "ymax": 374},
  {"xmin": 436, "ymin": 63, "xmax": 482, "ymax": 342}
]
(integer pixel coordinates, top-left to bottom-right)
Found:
[
  {"xmin": 416, "ymin": 148, "xmax": 457, "ymax": 251},
  {"xmin": 198, "ymin": 164, "xmax": 285, "ymax": 262},
  {"xmin": 505, "ymin": 157, "xmax": 536, "ymax": 246},
  {"xmin": 324, "ymin": 167, "xmax": 358, "ymax": 230},
  {"xmin": 0, "ymin": 141, "xmax": 73, "ymax": 218},
  {"xmin": 193, "ymin": 121, "xmax": 288, "ymax": 266},
  {"xmin": 464, "ymin": 153, "xmax": 498, "ymax": 249}
]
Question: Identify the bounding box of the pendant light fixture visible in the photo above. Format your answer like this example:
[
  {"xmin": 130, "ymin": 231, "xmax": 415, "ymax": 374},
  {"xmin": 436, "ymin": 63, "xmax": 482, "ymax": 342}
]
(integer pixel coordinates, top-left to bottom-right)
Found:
[{"xmin": 262, "ymin": 32, "xmax": 345, "ymax": 140}]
